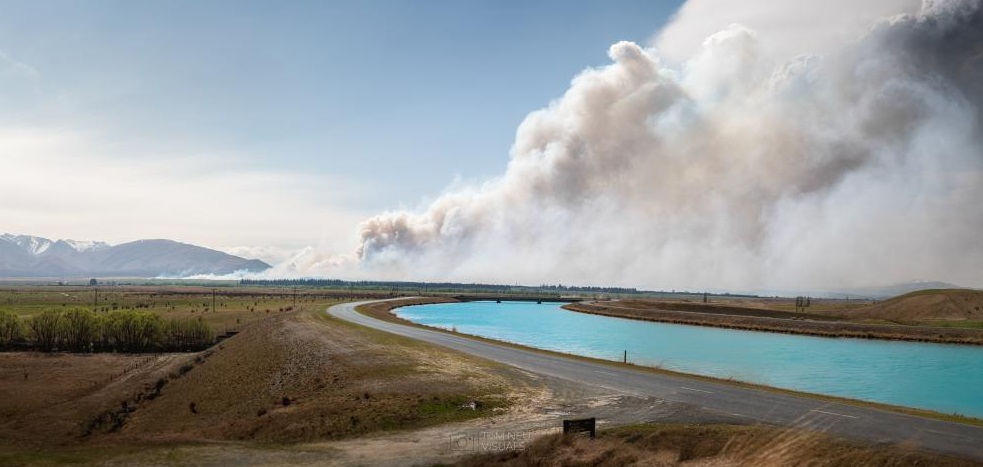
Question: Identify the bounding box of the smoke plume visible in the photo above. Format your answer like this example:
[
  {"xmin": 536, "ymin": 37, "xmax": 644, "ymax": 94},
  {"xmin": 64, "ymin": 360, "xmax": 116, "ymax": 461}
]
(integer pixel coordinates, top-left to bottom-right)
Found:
[{"xmin": 324, "ymin": 0, "xmax": 983, "ymax": 291}]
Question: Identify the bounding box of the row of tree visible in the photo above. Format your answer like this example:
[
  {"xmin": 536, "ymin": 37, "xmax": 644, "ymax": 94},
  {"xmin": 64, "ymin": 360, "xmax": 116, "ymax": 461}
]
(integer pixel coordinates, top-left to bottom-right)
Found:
[
  {"xmin": 0, "ymin": 308, "xmax": 214, "ymax": 353},
  {"xmin": 240, "ymin": 278, "xmax": 641, "ymax": 294}
]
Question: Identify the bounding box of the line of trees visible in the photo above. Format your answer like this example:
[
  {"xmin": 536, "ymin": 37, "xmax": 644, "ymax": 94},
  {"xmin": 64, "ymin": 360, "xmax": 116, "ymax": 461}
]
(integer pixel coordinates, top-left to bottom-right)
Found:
[
  {"xmin": 240, "ymin": 278, "xmax": 641, "ymax": 294},
  {"xmin": 0, "ymin": 308, "xmax": 214, "ymax": 353}
]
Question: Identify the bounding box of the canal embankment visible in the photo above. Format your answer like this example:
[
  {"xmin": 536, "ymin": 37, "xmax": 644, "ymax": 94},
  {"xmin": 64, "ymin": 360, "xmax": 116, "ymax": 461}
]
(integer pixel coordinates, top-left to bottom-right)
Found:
[{"xmin": 563, "ymin": 301, "xmax": 983, "ymax": 345}]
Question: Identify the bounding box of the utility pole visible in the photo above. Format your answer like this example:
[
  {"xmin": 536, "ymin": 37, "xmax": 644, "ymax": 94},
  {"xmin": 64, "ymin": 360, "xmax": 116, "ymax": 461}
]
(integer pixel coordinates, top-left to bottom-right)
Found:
[
  {"xmin": 293, "ymin": 287, "xmax": 297, "ymax": 307},
  {"xmin": 93, "ymin": 287, "xmax": 98, "ymax": 312},
  {"xmin": 211, "ymin": 288, "xmax": 216, "ymax": 313}
]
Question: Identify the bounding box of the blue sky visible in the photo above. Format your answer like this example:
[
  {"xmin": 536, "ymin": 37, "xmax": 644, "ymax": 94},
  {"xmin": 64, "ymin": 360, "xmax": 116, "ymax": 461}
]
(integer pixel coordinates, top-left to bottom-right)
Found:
[{"xmin": 1, "ymin": 1, "xmax": 681, "ymax": 249}]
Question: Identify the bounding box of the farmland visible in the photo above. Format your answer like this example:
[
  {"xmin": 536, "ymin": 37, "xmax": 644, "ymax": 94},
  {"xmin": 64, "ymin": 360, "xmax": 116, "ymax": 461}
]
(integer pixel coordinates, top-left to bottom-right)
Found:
[{"xmin": 0, "ymin": 291, "xmax": 529, "ymax": 465}]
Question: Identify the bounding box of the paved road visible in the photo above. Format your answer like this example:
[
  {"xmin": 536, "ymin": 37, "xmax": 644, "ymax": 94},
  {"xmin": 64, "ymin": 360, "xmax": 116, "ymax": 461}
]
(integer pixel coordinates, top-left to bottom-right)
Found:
[{"xmin": 328, "ymin": 301, "xmax": 983, "ymax": 460}]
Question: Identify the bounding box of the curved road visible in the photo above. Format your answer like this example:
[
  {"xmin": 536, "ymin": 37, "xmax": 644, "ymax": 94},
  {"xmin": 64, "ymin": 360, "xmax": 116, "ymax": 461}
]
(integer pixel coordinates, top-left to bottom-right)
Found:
[{"xmin": 328, "ymin": 300, "xmax": 983, "ymax": 460}]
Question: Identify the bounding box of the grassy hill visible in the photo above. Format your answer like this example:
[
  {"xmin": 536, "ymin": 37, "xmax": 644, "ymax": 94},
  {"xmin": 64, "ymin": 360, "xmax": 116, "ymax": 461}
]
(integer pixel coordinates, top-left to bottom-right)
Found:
[
  {"xmin": 116, "ymin": 305, "xmax": 512, "ymax": 444},
  {"xmin": 828, "ymin": 289, "xmax": 983, "ymax": 323}
]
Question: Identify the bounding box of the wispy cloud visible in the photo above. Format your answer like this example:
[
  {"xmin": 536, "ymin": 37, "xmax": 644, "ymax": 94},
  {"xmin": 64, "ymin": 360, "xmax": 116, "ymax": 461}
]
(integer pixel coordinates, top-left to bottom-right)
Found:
[{"xmin": 0, "ymin": 48, "xmax": 40, "ymax": 79}]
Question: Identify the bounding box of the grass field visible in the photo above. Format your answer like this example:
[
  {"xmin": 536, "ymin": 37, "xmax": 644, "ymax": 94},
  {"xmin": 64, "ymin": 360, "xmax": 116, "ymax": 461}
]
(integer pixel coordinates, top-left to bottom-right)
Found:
[
  {"xmin": 0, "ymin": 285, "xmax": 397, "ymax": 334},
  {"xmin": 0, "ymin": 293, "xmax": 527, "ymax": 465},
  {"xmin": 448, "ymin": 423, "xmax": 981, "ymax": 467}
]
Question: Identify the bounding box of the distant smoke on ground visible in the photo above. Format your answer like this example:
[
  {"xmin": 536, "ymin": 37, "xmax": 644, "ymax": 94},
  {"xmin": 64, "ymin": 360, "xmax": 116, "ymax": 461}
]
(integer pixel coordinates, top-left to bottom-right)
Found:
[{"xmin": 286, "ymin": 0, "xmax": 983, "ymax": 291}]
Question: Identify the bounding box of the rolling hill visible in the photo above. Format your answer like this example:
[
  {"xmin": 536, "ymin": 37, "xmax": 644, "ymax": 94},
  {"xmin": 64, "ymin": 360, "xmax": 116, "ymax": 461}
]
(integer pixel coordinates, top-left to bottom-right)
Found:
[{"xmin": 829, "ymin": 289, "xmax": 983, "ymax": 322}]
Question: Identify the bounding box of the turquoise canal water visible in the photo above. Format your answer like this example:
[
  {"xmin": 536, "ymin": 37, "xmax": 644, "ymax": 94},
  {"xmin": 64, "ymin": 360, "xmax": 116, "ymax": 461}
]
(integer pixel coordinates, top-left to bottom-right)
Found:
[{"xmin": 394, "ymin": 301, "xmax": 983, "ymax": 418}]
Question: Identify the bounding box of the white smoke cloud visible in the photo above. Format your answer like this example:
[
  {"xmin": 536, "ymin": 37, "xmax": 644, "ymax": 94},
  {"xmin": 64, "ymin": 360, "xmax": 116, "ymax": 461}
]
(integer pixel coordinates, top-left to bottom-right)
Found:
[
  {"xmin": 653, "ymin": 0, "xmax": 922, "ymax": 64},
  {"xmin": 296, "ymin": 0, "xmax": 983, "ymax": 291}
]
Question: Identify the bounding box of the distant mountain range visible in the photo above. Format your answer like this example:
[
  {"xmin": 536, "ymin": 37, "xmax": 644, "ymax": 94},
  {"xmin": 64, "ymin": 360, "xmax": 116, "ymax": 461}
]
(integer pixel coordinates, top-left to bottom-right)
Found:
[{"xmin": 0, "ymin": 234, "xmax": 270, "ymax": 278}]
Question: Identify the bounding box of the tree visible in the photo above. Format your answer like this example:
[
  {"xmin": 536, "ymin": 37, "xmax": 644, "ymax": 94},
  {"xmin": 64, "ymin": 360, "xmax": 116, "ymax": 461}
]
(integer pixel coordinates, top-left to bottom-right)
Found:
[
  {"xmin": 31, "ymin": 310, "xmax": 62, "ymax": 352},
  {"xmin": 62, "ymin": 308, "xmax": 100, "ymax": 352},
  {"xmin": 165, "ymin": 316, "xmax": 213, "ymax": 351},
  {"xmin": 15, "ymin": 309, "xmax": 212, "ymax": 354},
  {"xmin": 134, "ymin": 312, "xmax": 164, "ymax": 352},
  {"xmin": 0, "ymin": 310, "xmax": 24, "ymax": 348},
  {"xmin": 104, "ymin": 311, "xmax": 164, "ymax": 352}
]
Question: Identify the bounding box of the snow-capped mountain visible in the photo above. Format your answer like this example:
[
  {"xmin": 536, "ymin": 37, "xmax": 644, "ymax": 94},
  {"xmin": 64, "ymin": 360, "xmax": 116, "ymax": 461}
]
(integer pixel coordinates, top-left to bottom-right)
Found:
[
  {"xmin": 0, "ymin": 234, "xmax": 111, "ymax": 254},
  {"xmin": 2, "ymin": 234, "xmax": 52, "ymax": 255},
  {"xmin": 0, "ymin": 234, "xmax": 270, "ymax": 277},
  {"xmin": 62, "ymin": 239, "xmax": 111, "ymax": 253}
]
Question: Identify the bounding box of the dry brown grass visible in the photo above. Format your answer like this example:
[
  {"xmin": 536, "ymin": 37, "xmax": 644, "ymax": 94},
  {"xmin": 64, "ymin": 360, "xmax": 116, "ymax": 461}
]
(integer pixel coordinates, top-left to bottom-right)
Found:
[
  {"xmin": 115, "ymin": 307, "xmax": 511, "ymax": 444},
  {"xmin": 566, "ymin": 300, "xmax": 983, "ymax": 345},
  {"xmin": 0, "ymin": 352, "xmax": 184, "ymax": 449},
  {"xmin": 609, "ymin": 299, "xmax": 844, "ymax": 321},
  {"xmin": 826, "ymin": 289, "xmax": 983, "ymax": 323},
  {"xmin": 449, "ymin": 423, "xmax": 980, "ymax": 466},
  {"xmin": 358, "ymin": 295, "xmax": 460, "ymax": 322},
  {"xmin": 0, "ymin": 300, "xmax": 522, "ymax": 465}
]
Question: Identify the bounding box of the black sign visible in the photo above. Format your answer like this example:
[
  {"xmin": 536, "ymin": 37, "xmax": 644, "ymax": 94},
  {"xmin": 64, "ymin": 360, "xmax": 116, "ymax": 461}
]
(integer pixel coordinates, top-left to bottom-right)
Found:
[{"xmin": 563, "ymin": 417, "xmax": 596, "ymax": 438}]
